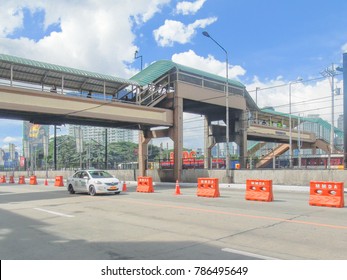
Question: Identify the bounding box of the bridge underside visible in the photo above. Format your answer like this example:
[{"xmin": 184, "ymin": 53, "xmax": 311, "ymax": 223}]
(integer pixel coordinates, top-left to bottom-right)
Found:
[{"xmin": 0, "ymin": 85, "xmax": 173, "ymax": 130}]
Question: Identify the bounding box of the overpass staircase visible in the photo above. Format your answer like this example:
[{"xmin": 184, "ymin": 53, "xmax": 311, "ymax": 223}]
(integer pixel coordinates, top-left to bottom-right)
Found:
[
  {"xmin": 255, "ymin": 143, "xmax": 290, "ymax": 168},
  {"xmin": 136, "ymin": 76, "xmax": 171, "ymax": 107},
  {"xmin": 252, "ymin": 139, "xmax": 342, "ymax": 168}
]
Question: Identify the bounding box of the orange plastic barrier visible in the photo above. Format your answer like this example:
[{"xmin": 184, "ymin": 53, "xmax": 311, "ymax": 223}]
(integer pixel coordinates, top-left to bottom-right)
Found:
[
  {"xmin": 54, "ymin": 176, "xmax": 64, "ymax": 187},
  {"xmin": 136, "ymin": 176, "xmax": 154, "ymax": 193},
  {"xmin": 9, "ymin": 175, "xmax": 15, "ymax": 184},
  {"xmin": 245, "ymin": 179, "xmax": 273, "ymax": 202},
  {"xmin": 309, "ymin": 181, "xmax": 344, "ymax": 208},
  {"xmin": 197, "ymin": 178, "xmax": 220, "ymax": 198},
  {"xmin": 29, "ymin": 175, "xmax": 38, "ymax": 185},
  {"xmin": 0, "ymin": 175, "xmax": 6, "ymax": 183},
  {"xmin": 18, "ymin": 176, "xmax": 26, "ymax": 184}
]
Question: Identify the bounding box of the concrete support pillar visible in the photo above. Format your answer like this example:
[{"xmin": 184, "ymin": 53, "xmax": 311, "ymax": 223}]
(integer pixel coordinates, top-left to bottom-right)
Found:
[
  {"xmin": 204, "ymin": 116, "xmax": 215, "ymax": 169},
  {"xmin": 235, "ymin": 110, "xmax": 247, "ymax": 168},
  {"xmin": 138, "ymin": 130, "xmax": 150, "ymax": 177},
  {"xmin": 173, "ymin": 96, "xmax": 183, "ymax": 181}
]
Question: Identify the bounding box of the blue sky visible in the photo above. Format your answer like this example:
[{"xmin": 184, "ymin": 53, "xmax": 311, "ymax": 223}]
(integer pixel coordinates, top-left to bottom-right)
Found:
[{"xmin": 0, "ymin": 0, "xmax": 346, "ymax": 151}]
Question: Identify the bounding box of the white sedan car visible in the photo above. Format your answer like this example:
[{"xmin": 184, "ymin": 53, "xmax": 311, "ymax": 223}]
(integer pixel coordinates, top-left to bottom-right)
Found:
[{"xmin": 66, "ymin": 170, "xmax": 121, "ymax": 196}]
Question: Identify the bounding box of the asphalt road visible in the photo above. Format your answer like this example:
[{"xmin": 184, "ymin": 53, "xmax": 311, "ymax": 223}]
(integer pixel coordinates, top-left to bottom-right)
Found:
[{"xmin": 0, "ymin": 181, "xmax": 346, "ymax": 260}]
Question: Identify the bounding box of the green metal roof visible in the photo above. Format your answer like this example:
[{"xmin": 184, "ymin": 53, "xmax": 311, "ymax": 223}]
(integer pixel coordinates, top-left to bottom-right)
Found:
[
  {"xmin": 0, "ymin": 53, "xmax": 138, "ymax": 94},
  {"xmin": 131, "ymin": 60, "xmax": 245, "ymax": 89}
]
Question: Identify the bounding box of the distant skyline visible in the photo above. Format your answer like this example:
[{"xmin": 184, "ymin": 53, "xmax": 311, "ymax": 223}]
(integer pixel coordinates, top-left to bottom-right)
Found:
[{"xmin": 0, "ymin": 0, "xmax": 346, "ymax": 151}]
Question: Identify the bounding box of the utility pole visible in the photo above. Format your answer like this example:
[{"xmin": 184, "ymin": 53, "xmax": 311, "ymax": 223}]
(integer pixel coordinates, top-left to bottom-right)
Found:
[
  {"xmin": 336, "ymin": 54, "xmax": 346, "ymax": 168},
  {"xmin": 321, "ymin": 64, "xmax": 339, "ymax": 168}
]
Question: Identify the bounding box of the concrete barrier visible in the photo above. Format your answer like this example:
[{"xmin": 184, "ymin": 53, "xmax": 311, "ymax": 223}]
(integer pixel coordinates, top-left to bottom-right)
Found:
[{"xmin": 1, "ymin": 168, "xmax": 347, "ymax": 186}]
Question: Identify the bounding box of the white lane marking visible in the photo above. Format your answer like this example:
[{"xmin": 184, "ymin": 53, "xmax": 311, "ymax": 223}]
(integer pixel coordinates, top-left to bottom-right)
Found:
[
  {"xmin": 34, "ymin": 208, "xmax": 74, "ymax": 218},
  {"xmin": 222, "ymin": 248, "xmax": 279, "ymax": 260}
]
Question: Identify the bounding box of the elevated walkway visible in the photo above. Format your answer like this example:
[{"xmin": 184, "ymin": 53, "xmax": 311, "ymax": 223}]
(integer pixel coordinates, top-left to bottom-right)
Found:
[
  {"xmin": 248, "ymin": 124, "xmax": 316, "ymax": 144},
  {"xmin": 0, "ymin": 85, "xmax": 173, "ymax": 129}
]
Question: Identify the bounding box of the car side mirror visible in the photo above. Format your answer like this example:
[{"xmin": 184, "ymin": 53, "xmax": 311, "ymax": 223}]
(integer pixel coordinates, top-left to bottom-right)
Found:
[{"xmin": 83, "ymin": 176, "xmax": 89, "ymax": 180}]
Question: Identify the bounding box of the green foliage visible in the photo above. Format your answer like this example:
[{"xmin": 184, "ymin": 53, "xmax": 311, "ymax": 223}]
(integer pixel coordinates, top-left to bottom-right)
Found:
[{"xmin": 45, "ymin": 136, "xmax": 161, "ymax": 170}]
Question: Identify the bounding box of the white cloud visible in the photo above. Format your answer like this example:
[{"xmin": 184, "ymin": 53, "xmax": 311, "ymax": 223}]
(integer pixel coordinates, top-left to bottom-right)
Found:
[
  {"xmin": 172, "ymin": 49, "xmax": 246, "ymax": 79},
  {"xmin": 176, "ymin": 0, "xmax": 206, "ymax": 15},
  {"xmin": 342, "ymin": 42, "xmax": 347, "ymax": 53},
  {"xmin": 0, "ymin": 0, "xmax": 170, "ymax": 78},
  {"xmin": 153, "ymin": 17, "xmax": 217, "ymax": 47},
  {"xmin": 1, "ymin": 135, "xmax": 22, "ymax": 152},
  {"xmin": 0, "ymin": 3, "xmax": 23, "ymax": 37},
  {"xmin": 3, "ymin": 136, "xmax": 20, "ymax": 143}
]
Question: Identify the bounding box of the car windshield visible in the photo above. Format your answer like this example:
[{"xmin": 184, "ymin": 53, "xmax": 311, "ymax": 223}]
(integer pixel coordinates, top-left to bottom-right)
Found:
[{"xmin": 88, "ymin": 171, "xmax": 113, "ymax": 178}]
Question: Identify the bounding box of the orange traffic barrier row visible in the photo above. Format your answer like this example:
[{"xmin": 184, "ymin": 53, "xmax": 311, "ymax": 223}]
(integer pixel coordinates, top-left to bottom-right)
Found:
[
  {"xmin": 54, "ymin": 176, "xmax": 64, "ymax": 187},
  {"xmin": 137, "ymin": 176, "xmax": 154, "ymax": 193},
  {"xmin": 197, "ymin": 178, "xmax": 220, "ymax": 198},
  {"xmin": 245, "ymin": 179, "xmax": 273, "ymax": 202},
  {"xmin": 309, "ymin": 181, "xmax": 344, "ymax": 208},
  {"xmin": 29, "ymin": 175, "xmax": 38, "ymax": 185}
]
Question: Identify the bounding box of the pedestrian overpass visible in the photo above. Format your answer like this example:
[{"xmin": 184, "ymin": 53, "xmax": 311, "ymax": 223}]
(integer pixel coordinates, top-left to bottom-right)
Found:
[{"xmin": 0, "ymin": 54, "xmax": 341, "ymax": 180}]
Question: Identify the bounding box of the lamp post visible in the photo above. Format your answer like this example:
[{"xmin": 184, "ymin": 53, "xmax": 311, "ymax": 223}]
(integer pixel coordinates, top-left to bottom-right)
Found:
[
  {"xmin": 134, "ymin": 50, "xmax": 143, "ymax": 71},
  {"xmin": 203, "ymin": 31, "xmax": 230, "ymax": 179},
  {"xmin": 288, "ymin": 79, "xmax": 302, "ymax": 168},
  {"xmin": 255, "ymin": 87, "xmax": 260, "ymax": 124}
]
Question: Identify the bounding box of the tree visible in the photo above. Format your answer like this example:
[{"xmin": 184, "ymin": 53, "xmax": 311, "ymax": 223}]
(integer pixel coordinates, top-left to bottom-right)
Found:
[{"xmin": 46, "ymin": 137, "xmax": 162, "ymax": 170}]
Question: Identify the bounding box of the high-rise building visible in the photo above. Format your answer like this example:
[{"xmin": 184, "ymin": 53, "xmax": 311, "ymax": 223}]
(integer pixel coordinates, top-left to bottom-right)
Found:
[
  {"xmin": 337, "ymin": 114, "xmax": 343, "ymax": 131},
  {"xmin": 68, "ymin": 125, "xmax": 137, "ymax": 144}
]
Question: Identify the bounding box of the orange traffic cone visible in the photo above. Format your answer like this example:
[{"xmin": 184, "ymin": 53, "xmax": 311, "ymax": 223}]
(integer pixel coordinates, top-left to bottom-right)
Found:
[
  {"xmin": 175, "ymin": 180, "xmax": 181, "ymax": 195},
  {"xmin": 122, "ymin": 181, "xmax": 127, "ymax": 192},
  {"xmin": 44, "ymin": 178, "xmax": 49, "ymax": 186}
]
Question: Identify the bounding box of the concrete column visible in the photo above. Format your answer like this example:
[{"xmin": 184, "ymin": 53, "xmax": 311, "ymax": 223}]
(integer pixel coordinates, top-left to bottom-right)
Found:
[
  {"xmin": 240, "ymin": 110, "xmax": 248, "ymax": 168},
  {"xmin": 173, "ymin": 96, "xmax": 183, "ymax": 181},
  {"xmin": 138, "ymin": 130, "xmax": 150, "ymax": 177},
  {"xmin": 235, "ymin": 110, "xmax": 247, "ymax": 168},
  {"xmin": 204, "ymin": 116, "xmax": 215, "ymax": 169}
]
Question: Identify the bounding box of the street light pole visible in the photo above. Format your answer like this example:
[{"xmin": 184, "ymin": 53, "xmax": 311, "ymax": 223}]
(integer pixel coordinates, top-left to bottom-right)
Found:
[
  {"xmin": 255, "ymin": 87, "xmax": 260, "ymax": 124},
  {"xmin": 288, "ymin": 79, "xmax": 302, "ymax": 168},
  {"xmin": 289, "ymin": 82, "xmax": 293, "ymax": 168},
  {"xmin": 134, "ymin": 50, "xmax": 143, "ymax": 71},
  {"xmin": 203, "ymin": 31, "xmax": 230, "ymax": 179}
]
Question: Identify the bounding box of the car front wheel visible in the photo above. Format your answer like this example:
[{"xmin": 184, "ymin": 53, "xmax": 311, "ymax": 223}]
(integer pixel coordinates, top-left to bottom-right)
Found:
[
  {"xmin": 89, "ymin": 185, "xmax": 96, "ymax": 196},
  {"xmin": 68, "ymin": 184, "xmax": 75, "ymax": 194}
]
